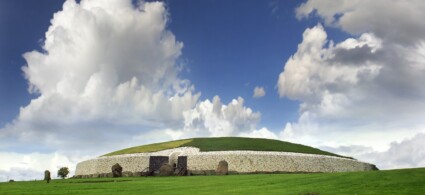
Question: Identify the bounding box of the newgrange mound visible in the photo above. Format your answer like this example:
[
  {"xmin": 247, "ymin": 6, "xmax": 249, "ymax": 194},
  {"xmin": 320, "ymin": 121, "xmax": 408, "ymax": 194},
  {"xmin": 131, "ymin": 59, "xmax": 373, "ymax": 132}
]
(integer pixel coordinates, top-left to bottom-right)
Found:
[{"xmin": 75, "ymin": 137, "xmax": 377, "ymax": 178}]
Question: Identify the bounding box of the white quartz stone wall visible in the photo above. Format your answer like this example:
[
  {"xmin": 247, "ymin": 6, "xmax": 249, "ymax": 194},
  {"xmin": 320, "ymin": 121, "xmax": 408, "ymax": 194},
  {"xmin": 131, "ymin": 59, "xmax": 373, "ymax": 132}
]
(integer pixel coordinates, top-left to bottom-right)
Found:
[
  {"xmin": 187, "ymin": 151, "xmax": 374, "ymax": 173},
  {"xmin": 75, "ymin": 147, "xmax": 375, "ymax": 176},
  {"xmin": 75, "ymin": 155, "xmax": 150, "ymax": 175}
]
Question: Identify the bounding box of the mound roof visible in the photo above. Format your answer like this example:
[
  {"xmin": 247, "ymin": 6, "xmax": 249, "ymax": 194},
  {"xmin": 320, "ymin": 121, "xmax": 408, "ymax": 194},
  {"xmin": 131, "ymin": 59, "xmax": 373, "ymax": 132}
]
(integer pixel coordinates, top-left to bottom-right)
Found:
[{"xmin": 104, "ymin": 137, "xmax": 352, "ymax": 159}]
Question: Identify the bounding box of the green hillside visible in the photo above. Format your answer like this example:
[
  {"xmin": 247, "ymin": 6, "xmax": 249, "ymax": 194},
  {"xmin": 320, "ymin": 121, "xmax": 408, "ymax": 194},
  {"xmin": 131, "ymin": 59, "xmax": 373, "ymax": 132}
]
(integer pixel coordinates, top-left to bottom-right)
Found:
[
  {"xmin": 1, "ymin": 168, "xmax": 424, "ymax": 194},
  {"xmin": 104, "ymin": 137, "xmax": 351, "ymax": 159}
]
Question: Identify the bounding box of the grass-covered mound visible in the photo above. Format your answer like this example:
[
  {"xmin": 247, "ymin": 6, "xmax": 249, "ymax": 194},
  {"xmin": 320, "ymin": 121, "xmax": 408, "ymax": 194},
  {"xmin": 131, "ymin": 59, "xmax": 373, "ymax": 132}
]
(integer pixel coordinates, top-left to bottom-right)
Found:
[
  {"xmin": 1, "ymin": 168, "xmax": 424, "ymax": 194},
  {"xmin": 104, "ymin": 137, "xmax": 350, "ymax": 159}
]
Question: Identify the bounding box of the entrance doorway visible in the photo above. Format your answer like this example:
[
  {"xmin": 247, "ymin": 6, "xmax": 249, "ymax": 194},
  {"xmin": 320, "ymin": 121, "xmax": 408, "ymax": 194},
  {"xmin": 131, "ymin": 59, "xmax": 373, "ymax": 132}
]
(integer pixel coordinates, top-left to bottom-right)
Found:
[
  {"xmin": 177, "ymin": 156, "xmax": 187, "ymax": 175},
  {"xmin": 149, "ymin": 156, "xmax": 169, "ymax": 173}
]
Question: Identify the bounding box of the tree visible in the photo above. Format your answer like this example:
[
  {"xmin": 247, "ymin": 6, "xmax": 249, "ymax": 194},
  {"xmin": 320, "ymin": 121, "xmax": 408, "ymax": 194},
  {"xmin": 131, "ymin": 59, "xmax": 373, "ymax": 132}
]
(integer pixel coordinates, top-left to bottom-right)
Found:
[{"xmin": 57, "ymin": 167, "xmax": 69, "ymax": 179}]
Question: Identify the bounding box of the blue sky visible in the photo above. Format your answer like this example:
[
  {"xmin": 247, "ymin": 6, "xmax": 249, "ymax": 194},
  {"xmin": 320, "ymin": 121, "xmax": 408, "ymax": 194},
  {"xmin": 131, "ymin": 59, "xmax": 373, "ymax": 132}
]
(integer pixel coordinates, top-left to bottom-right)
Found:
[{"xmin": 1, "ymin": 0, "xmax": 425, "ymax": 181}]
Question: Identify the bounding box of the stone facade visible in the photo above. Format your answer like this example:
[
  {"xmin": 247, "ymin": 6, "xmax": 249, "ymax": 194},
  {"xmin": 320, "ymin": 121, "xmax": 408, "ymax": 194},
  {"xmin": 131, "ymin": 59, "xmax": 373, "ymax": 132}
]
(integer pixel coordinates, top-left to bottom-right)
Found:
[
  {"xmin": 75, "ymin": 155, "xmax": 150, "ymax": 176},
  {"xmin": 187, "ymin": 151, "xmax": 375, "ymax": 174},
  {"xmin": 75, "ymin": 147, "xmax": 199, "ymax": 176},
  {"xmin": 75, "ymin": 147, "xmax": 376, "ymax": 177}
]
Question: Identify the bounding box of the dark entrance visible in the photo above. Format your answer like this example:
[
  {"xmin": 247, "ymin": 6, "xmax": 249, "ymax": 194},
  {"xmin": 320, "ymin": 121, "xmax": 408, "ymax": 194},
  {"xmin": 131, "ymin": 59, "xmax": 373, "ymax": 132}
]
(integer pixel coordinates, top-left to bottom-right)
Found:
[
  {"xmin": 176, "ymin": 156, "xmax": 187, "ymax": 175},
  {"xmin": 149, "ymin": 156, "xmax": 169, "ymax": 173}
]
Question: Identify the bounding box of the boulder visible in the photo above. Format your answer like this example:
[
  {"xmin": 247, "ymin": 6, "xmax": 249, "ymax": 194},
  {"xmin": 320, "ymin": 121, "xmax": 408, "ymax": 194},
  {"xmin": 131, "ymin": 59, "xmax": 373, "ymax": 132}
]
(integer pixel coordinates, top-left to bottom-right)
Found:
[
  {"xmin": 216, "ymin": 160, "xmax": 228, "ymax": 175},
  {"xmin": 73, "ymin": 175, "xmax": 82, "ymax": 179},
  {"xmin": 122, "ymin": 171, "xmax": 130, "ymax": 177},
  {"xmin": 44, "ymin": 170, "xmax": 51, "ymax": 183},
  {"xmin": 159, "ymin": 163, "xmax": 174, "ymax": 176},
  {"xmin": 133, "ymin": 172, "xmax": 142, "ymax": 177},
  {"xmin": 111, "ymin": 163, "xmax": 123, "ymax": 177},
  {"xmin": 371, "ymin": 164, "xmax": 379, "ymax": 170}
]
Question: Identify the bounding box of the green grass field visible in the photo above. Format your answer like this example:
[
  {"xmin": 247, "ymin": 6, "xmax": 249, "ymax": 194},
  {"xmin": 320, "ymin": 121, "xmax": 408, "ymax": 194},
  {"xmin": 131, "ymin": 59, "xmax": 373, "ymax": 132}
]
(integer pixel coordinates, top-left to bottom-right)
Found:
[
  {"xmin": 1, "ymin": 168, "xmax": 424, "ymax": 194},
  {"xmin": 104, "ymin": 137, "xmax": 351, "ymax": 159}
]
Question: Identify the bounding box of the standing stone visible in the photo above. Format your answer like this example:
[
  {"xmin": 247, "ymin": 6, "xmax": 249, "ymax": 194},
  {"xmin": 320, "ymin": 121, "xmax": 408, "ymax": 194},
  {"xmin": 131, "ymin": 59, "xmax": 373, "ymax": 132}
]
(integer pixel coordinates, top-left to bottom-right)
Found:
[
  {"xmin": 111, "ymin": 163, "xmax": 123, "ymax": 177},
  {"xmin": 159, "ymin": 163, "xmax": 174, "ymax": 176},
  {"xmin": 44, "ymin": 170, "xmax": 51, "ymax": 183},
  {"xmin": 216, "ymin": 160, "xmax": 228, "ymax": 175}
]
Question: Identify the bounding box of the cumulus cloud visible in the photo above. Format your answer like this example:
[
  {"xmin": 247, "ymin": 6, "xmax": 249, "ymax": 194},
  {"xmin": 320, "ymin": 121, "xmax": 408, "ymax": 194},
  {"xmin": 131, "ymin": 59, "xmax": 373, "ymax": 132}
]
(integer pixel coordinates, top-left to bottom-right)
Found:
[
  {"xmin": 166, "ymin": 96, "xmax": 275, "ymax": 139},
  {"xmin": 322, "ymin": 133, "xmax": 425, "ymax": 169},
  {"xmin": 296, "ymin": 0, "xmax": 425, "ymax": 46},
  {"xmin": 0, "ymin": 0, "xmax": 199, "ymax": 151},
  {"xmin": 278, "ymin": 0, "xmax": 425, "ymax": 168},
  {"xmin": 21, "ymin": 0, "xmax": 198, "ymax": 126},
  {"xmin": 278, "ymin": 25, "xmax": 383, "ymax": 121},
  {"xmin": 253, "ymin": 86, "xmax": 266, "ymax": 98}
]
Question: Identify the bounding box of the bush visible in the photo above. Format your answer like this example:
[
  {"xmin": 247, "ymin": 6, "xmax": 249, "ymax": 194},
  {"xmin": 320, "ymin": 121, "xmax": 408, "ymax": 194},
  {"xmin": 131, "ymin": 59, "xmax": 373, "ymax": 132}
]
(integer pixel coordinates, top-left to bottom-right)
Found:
[{"xmin": 57, "ymin": 167, "xmax": 70, "ymax": 179}]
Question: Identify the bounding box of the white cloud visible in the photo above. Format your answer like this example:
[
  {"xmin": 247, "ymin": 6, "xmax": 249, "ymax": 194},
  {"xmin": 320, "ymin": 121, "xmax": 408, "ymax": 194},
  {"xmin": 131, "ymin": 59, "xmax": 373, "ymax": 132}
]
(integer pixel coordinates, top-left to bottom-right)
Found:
[
  {"xmin": 269, "ymin": 1, "xmax": 279, "ymax": 15},
  {"xmin": 240, "ymin": 127, "xmax": 278, "ymax": 139},
  {"xmin": 322, "ymin": 133, "xmax": 425, "ymax": 170},
  {"xmin": 296, "ymin": 0, "xmax": 425, "ymax": 46},
  {"xmin": 278, "ymin": 0, "xmax": 425, "ymax": 169},
  {"xmin": 278, "ymin": 25, "xmax": 383, "ymax": 120},
  {"xmin": 0, "ymin": 0, "xmax": 199, "ymax": 150},
  {"xmin": 253, "ymin": 86, "xmax": 266, "ymax": 98},
  {"xmin": 19, "ymin": 0, "xmax": 199, "ymax": 127},
  {"xmin": 166, "ymin": 96, "xmax": 273, "ymax": 139}
]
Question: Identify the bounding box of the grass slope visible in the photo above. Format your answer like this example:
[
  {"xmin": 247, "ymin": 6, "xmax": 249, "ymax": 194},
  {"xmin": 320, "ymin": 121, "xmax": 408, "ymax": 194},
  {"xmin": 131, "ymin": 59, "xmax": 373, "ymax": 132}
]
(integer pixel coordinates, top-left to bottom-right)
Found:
[
  {"xmin": 104, "ymin": 137, "xmax": 349, "ymax": 158},
  {"xmin": 1, "ymin": 168, "xmax": 424, "ymax": 194}
]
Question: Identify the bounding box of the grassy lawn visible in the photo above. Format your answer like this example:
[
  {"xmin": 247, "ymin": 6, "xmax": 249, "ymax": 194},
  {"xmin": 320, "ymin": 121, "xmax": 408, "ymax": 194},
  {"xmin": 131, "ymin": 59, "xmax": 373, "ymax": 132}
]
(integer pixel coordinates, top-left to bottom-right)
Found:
[
  {"xmin": 1, "ymin": 168, "xmax": 424, "ymax": 194},
  {"xmin": 104, "ymin": 137, "xmax": 350, "ymax": 159}
]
